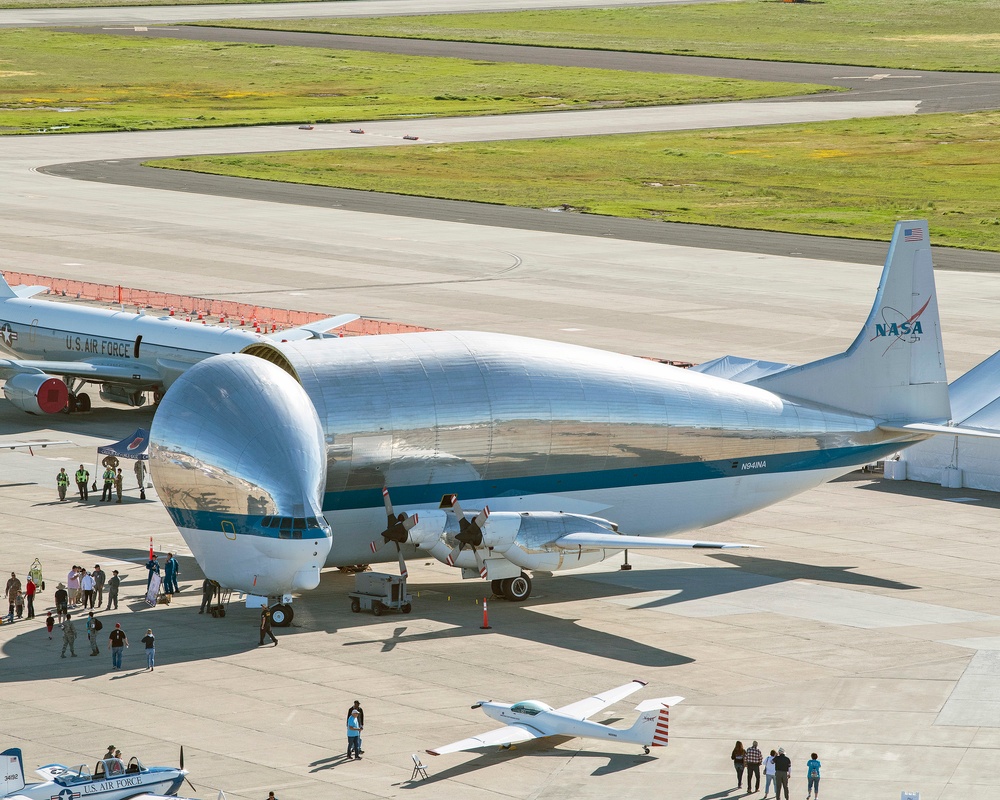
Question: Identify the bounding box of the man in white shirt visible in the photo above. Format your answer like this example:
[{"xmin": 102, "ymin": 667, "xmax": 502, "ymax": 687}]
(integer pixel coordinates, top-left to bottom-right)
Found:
[{"xmin": 81, "ymin": 570, "xmax": 96, "ymax": 609}]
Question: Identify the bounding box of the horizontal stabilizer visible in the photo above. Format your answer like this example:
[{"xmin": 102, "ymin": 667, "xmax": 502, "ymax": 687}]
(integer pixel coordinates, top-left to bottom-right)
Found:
[
  {"xmin": 635, "ymin": 696, "xmax": 684, "ymax": 712},
  {"xmin": 878, "ymin": 422, "xmax": 1000, "ymax": 439},
  {"xmin": 269, "ymin": 313, "xmax": 360, "ymax": 342},
  {"xmin": 554, "ymin": 532, "xmax": 758, "ymax": 550},
  {"xmin": 12, "ymin": 284, "xmax": 48, "ymax": 299}
]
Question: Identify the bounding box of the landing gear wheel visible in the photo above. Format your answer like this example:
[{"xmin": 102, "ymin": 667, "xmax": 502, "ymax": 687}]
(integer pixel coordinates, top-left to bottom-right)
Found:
[
  {"xmin": 490, "ymin": 579, "xmax": 504, "ymax": 596},
  {"xmin": 401, "ymin": 602, "xmax": 412, "ymax": 614},
  {"xmin": 76, "ymin": 393, "xmax": 91, "ymax": 412},
  {"xmin": 502, "ymin": 573, "xmax": 532, "ymax": 602},
  {"xmin": 153, "ymin": 389, "xmax": 164, "ymax": 405},
  {"xmin": 643, "ymin": 746, "xmax": 650, "ymax": 755},
  {"xmin": 270, "ymin": 603, "xmax": 293, "ymax": 627},
  {"xmin": 65, "ymin": 395, "xmax": 78, "ymax": 413},
  {"xmin": 372, "ymin": 601, "xmax": 384, "ymax": 616},
  {"xmin": 350, "ymin": 598, "xmax": 361, "ymax": 613}
]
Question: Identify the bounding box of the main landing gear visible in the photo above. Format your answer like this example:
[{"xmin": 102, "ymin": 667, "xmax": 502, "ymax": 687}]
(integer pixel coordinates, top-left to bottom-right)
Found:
[
  {"xmin": 490, "ymin": 572, "xmax": 532, "ymax": 602},
  {"xmin": 269, "ymin": 603, "xmax": 294, "ymax": 627},
  {"xmin": 66, "ymin": 392, "xmax": 91, "ymax": 413}
]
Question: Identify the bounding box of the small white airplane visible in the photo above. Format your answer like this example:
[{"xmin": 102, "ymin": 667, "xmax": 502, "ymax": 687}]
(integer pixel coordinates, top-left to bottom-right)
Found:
[
  {"xmin": 0, "ymin": 273, "xmax": 358, "ymax": 414},
  {"xmin": 427, "ymin": 680, "xmax": 682, "ymax": 756},
  {"xmin": 1, "ymin": 748, "xmax": 191, "ymax": 800}
]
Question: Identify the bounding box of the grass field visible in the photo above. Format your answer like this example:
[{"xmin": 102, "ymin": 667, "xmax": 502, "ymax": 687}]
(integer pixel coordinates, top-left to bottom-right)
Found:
[
  {"xmin": 149, "ymin": 111, "xmax": 1000, "ymax": 251},
  {"xmin": 0, "ymin": 29, "xmax": 830, "ymax": 135},
  {"xmin": 211, "ymin": 0, "xmax": 1000, "ymax": 73}
]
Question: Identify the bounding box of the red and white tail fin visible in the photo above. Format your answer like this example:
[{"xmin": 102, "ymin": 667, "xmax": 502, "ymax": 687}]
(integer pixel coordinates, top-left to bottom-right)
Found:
[{"xmin": 627, "ymin": 695, "xmax": 683, "ymax": 747}]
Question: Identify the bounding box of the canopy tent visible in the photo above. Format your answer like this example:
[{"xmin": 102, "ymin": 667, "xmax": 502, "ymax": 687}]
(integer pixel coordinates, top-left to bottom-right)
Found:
[{"xmin": 97, "ymin": 428, "xmax": 150, "ymax": 460}]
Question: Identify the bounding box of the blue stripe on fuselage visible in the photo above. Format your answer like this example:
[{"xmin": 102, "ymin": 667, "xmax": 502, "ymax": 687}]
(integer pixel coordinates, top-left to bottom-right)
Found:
[{"xmin": 162, "ymin": 442, "xmax": 906, "ymax": 538}]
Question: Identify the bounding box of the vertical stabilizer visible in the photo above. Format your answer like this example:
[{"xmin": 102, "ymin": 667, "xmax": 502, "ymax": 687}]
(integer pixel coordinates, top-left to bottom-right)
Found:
[
  {"xmin": 752, "ymin": 220, "xmax": 950, "ymax": 423},
  {"xmin": 1, "ymin": 748, "xmax": 25, "ymax": 795},
  {"xmin": 0, "ymin": 273, "xmax": 15, "ymax": 299}
]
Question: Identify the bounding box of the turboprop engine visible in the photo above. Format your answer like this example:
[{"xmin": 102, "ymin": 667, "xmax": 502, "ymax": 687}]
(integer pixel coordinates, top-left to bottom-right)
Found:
[{"xmin": 2, "ymin": 372, "xmax": 68, "ymax": 414}]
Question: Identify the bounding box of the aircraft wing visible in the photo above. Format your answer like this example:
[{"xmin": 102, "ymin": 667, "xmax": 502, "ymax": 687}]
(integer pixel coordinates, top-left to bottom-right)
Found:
[
  {"xmin": 427, "ymin": 724, "xmax": 539, "ymax": 756},
  {"xmin": 0, "ymin": 358, "xmax": 160, "ymax": 384},
  {"xmin": 266, "ymin": 313, "xmax": 360, "ymax": 342},
  {"xmin": 553, "ymin": 679, "xmax": 649, "ymax": 720},
  {"xmin": 554, "ymin": 532, "xmax": 758, "ymax": 550}
]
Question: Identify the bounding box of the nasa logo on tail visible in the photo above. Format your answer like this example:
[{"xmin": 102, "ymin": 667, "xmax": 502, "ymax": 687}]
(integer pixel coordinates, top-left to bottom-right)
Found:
[{"xmin": 871, "ymin": 296, "xmax": 932, "ymax": 351}]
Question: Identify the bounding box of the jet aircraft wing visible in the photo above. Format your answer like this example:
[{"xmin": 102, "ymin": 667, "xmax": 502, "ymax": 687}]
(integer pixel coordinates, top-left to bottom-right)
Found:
[
  {"xmin": 554, "ymin": 679, "xmax": 649, "ymax": 720},
  {"xmin": 0, "ymin": 358, "xmax": 160, "ymax": 384},
  {"xmin": 266, "ymin": 313, "xmax": 360, "ymax": 342},
  {"xmin": 427, "ymin": 724, "xmax": 539, "ymax": 756},
  {"xmin": 554, "ymin": 532, "xmax": 757, "ymax": 550}
]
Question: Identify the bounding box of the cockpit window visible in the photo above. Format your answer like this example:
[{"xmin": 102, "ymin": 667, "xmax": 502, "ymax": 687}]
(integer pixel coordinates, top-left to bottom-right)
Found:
[
  {"xmin": 510, "ymin": 701, "xmax": 551, "ymax": 716},
  {"xmin": 264, "ymin": 516, "xmax": 320, "ymax": 538}
]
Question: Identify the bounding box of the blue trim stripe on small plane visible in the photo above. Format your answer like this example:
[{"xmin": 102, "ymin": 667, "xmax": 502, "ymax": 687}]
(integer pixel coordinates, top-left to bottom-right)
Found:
[{"xmin": 162, "ymin": 442, "xmax": 906, "ymax": 538}]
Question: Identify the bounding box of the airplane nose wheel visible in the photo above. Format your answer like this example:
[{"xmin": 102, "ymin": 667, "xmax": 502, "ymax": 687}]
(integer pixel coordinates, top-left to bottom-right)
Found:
[
  {"xmin": 501, "ymin": 573, "xmax": 532, "ymax": 602},
  {"xmin": 643, "ymin": 746, "xmax": 650, "ymax": 755},
  {"xmin": 270, "ymin": 603, "xmax": 294, "ymax": 627}
]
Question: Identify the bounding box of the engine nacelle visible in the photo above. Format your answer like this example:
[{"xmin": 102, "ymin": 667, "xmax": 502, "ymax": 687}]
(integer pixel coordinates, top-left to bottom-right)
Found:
[{"xmin": 3, "ymin": 373, "xmax": 68, "ymax": 414}]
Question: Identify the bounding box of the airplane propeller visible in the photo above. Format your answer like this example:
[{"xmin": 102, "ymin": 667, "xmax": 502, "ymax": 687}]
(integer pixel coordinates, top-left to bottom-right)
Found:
[
  {"xmin": 441, "ymin": 494, "xmax": 490, "ymax": 579},
  {"xmin": 179, "ymin": 745, "xmax": 196, "ymax": 793},
  {"xmin": 370, "ymin": 486, "xmax": 417, "ymax": 579}
]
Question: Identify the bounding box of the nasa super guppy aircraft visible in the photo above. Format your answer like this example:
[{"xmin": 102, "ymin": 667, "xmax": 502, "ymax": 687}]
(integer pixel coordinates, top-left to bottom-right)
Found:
[{"xmin": 149, "ymin": 221, "xmax": 996, "ymax": 623}]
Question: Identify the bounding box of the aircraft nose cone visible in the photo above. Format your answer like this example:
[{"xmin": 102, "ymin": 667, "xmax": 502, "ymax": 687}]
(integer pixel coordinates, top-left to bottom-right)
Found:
[{"xmin": 150, "ymin": 353, "xmax": 330, "ymax": 594}]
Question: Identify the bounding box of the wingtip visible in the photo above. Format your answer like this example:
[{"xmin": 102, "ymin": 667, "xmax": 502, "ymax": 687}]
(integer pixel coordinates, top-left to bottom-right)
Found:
[{"xmin": 425, "ymin": 749, "xmax": 440, "ymax": 756}]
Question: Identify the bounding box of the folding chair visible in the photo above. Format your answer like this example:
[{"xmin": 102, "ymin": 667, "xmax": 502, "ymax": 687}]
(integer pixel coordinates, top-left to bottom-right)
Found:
[{"xmin": 410, "ymin": 754, "xmax": 429, "ymax": 781}]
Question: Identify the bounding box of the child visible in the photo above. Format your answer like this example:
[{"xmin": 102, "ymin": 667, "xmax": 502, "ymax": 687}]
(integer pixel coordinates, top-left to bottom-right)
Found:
[
  {"xmin": 45, "ymin": 612, "xmax": 55, "ymax": 639},
  {"xmin": 14, "ymin": 591, "xmax": 24, "ymax": 619}
]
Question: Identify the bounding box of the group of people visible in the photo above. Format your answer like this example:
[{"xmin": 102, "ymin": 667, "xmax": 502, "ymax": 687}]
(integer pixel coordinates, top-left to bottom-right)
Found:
[
  {"xmin": 146, "ymin": 552, "xmax": 180, "ymax": 594},
  {"xmin": 53, "ymin": 564, "xmax": 120, "ymax": 618},
  {"xmin": 4, "ymin": 571, "xmax": 37, "ymax": 622},
  {"xmin": 58, "ymin": 614, "xmax": 157, "ymax": 670},
  {"xmin": 731, "ymin": 741, "xmax": 822, "ymax": 799},
  {"xmin": 59, "ymin": 460, "xmax": 147, "ymax": 503}
]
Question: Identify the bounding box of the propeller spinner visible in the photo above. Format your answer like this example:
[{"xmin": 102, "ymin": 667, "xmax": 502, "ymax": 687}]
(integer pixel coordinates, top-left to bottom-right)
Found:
[{"xmin": 441, "ymin": 494, "xmax": 490, "ymax": 579}]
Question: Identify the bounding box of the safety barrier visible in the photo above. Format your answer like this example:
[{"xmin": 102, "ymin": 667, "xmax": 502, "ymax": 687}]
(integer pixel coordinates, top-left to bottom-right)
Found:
[{"xmin": 4, "ymin": 271, "xmax": 434, "ymax": 337}]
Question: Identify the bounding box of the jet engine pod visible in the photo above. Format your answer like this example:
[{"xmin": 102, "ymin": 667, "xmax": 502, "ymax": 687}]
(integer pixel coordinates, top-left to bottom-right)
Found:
[
  {"xmin": 150, "ymin": 353, "xmax": 332, "ymax": 597},
  {"xmin": 3, "ymin": 372, "xmax": 68, "ymax": 414}
]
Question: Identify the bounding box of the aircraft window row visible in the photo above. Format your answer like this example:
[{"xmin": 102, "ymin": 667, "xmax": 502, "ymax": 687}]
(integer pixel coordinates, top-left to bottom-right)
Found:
[{"xmin": 260, "ymin": 515, "xmax": 323, "ymax": 538}]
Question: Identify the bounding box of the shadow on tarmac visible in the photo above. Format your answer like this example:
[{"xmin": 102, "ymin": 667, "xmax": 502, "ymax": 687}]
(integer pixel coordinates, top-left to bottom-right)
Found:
[{"xmin": 705, "ymin": 553, "xmax": 918, "ymax": 591}]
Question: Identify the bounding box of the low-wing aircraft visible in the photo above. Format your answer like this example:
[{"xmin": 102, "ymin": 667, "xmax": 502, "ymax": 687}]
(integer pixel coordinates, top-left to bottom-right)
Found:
[
  {"xmin": 149, "ymin": 220, "xmax": 1000, "ymax": 624},
  {"xmin": 427, "ymin": 679, "xmax": 682, "ymax": 756},
  {"xmin": 1, "ymin": 748, "xmax": 190, "ymax": 800},
  {"xmin": 0, "ymin": 273, "xmax": 357, "ymax": 414}
]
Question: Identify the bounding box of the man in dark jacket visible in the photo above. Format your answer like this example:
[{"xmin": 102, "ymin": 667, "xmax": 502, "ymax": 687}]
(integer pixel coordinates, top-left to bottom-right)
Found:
[
  {"xmin": 773, "ymin": 747, "xmax": 791, "ymax": 800},
  {"xmin": 259, "ymin": 605, "xmax": 277, "ymax": 646}
]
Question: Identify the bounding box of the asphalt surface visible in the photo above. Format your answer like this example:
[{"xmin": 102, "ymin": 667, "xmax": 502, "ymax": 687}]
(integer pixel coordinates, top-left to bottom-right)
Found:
[{"xmin": 77, "ymin": 25, "xmax": 1000, "ymax": 114}]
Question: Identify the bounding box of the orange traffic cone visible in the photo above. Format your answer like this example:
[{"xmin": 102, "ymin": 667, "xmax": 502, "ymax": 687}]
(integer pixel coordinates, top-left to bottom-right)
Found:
[{"xmin": 480, "ymin": 597, "xmax": 491, "ymax": 630}]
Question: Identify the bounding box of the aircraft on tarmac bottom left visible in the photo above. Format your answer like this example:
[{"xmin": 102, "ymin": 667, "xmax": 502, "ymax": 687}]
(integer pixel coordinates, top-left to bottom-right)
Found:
[
  {"xmin": 0, "ymin": 273, "xmax": 358, "ymax": 415},
  {"xmin": 1, "ymin": 748, "xmax": 191, "ymax": 800}
]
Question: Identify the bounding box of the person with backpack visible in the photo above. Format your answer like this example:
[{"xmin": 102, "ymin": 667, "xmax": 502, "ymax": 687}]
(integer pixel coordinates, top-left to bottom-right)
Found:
[
  {"xmin": 806, "ymin": 752, "xmax": 821, "ymax": 799},
  {"xmin": 86, "ymin": 611, "xmax": 103, "ymax": 656}
]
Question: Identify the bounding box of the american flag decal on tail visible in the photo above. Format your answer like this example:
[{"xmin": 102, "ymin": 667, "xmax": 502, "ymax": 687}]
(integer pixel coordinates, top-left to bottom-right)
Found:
[{"xmin": 651, "ymin": 705, "xmax": 670, "ymax": 747}]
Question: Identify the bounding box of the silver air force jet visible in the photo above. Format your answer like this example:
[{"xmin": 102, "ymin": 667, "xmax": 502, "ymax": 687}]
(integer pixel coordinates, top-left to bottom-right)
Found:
[
  {"xmin": 150, "ymin": 221, "xmax": 996, "ymax": 623},
  {"xmin": 0, "ymin": 276, "xmax": 357, "ymax": 414}
]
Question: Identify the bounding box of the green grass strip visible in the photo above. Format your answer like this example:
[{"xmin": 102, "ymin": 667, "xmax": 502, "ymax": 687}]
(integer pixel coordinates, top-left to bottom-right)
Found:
[
  {"xmin": 209, "ymin": 0, "xmax": 1000, "ymax": 74},
  {"xmin": 0, "ymin": 29, "xmax": 830, "ymax": 135},
  {"xmin": 150, "ymin": 111, "xmax": 1000, "ymax": 251}
]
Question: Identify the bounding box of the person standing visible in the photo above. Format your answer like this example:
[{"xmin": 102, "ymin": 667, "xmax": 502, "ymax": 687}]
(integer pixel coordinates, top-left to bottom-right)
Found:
[
  {"xmin": 93, "ymin": 565, "xmax": 106, "ymax": 608},
  {"xmin": 141, "ymin": 628, "xmax": 156, "ymax": 671},
  {"xmin": 66, "ymin": 566, "xmax": 80, "ymax": 607},
  {"xmin": 731, "ymin": 740, "xmax": 746, "ymax": 789},
  {"xmin": 146, "ymin": 555, "xmax": 160, "ymax": 589},
  {"xmin": 75, "ymin": 464, "xmax": 89, "ymax": 500},
  {"xmin": 164, "ymin": 553, "xmax": 179, "ymax": 594},
  {"xmin": 86, "ymin": 611, "xmax": 102, "ymax": 656},
  {"xmin": 744, "ymin": 740, "xmax": 763, "ymax": 794},
  {"xmin": 81, "ymin": 569, "xmax": 95, "ymax": 609},
  {"xmin": 114, "ymin": 468, "xmax": 124, "ymax": 503},
  {"xmin": 108, "ymin": 622, "xmax": 128, "ymax": 670},
  {"xmin": 259, "ymin": 605, "xmax": 277, "ymax": 646},
  {"xmin": 347, "ymin": 701, "xmax": 365, "ymax": 755},
  {"xmin": 763, "ymin": 749, "xmax": 777, "ymax": 798},
  {"xmin": 5, "ymin": 572, "xmax": 21, "ymax": 621},
  {"xmin": 106, "ymin": 569, "xmax": 121, "ymax": 610},
  {"xmin": 45, "ymin": 612, "xmax": 55, "ymax": 639},
  {"xmin": 347, "ymin": 709, "xmax": 362, "ymax": 759},
  {"xmin": 24, "ymin": 575, "xmax": 35, "ymax": 619},
  {"xmin": 56, "ymin": 467, "xmax": 69, "ymax": 501},
  {"xmin": 61, "ymin": 613, "xmax": 77, "ymax": 658},
  {"xmin": 135, "ymin": 459, "xmax": 147, "ymax": 500},
  {"xmin": 101, "ymin": 465, "xmax": 115, "ymax": 502},
  {"xmin": 806, "ymin": 752, "xmax": 821, "ymax": 799},
  {"xmin": 54, "ymin": 583, "xmax": 68, "ymax": 622},
  {"xmin": 772, "ymin": 747, "xmax": 791, "ymax": 800},
  {"xmin": 199, "ymin": 578, "xmax": 215, "ymax": 614}
]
